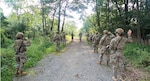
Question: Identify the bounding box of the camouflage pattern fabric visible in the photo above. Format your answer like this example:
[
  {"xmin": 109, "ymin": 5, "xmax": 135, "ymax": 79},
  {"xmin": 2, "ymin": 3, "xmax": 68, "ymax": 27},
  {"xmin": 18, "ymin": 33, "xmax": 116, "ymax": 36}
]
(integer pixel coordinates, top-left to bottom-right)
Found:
[
  {"xmin": 98, "ymin": 34, "xmax": 113, "ymax": 64},
  {"xmin": 53, "ymin": 33, "xmax": 61, "ymax": 51},
  {"xmin": 109, "ymin": 36, "xmax": 132, "ymax": 80},
  {"xmin": 79, "ymin": 32, "xmax": 82, "ymax": 42},
  {"xmin": 14, "ymin": 39, "xmax": 31, "ymax": 73}
]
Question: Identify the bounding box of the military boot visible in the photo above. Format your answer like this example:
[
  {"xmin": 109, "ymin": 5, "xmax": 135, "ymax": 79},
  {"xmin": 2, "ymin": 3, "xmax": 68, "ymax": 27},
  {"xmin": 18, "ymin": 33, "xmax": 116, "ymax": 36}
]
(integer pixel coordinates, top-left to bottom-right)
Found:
[
  {"xmin": 112, "ymin": 76, "xmax": 117, "ymax": 81},
  {"xmin": 20, "ymin": 71, "xmax": 27, "ymax": 76},
  {"xmin": 97, "ymin": 61, "xmax": 102, "ymax": 64},
  {"xmin": 106, "ymin": 61, "xmax": 109, "ymax": 66},
  {"xmin": 15, "ymin": 68, "xmax": 19, "ymax": 75},
  {"xmin": 93, "ymin": 49, "xmax": 95, "ymax": 53},
  {"xmin": 120, "ymin": 76, "xmax": 125, "ymax": 81}
]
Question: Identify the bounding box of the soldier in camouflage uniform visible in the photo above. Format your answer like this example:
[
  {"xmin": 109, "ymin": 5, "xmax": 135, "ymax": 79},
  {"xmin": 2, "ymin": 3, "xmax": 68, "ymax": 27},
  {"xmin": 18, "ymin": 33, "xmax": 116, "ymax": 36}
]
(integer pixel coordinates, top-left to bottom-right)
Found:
[
  {"xmin": 86, "ymin": 32, "xmax": 89, "ymax": 42},
  {"xmin": 109, "ymin": 28, "xmax": 132, "ymax": 81},
  {"xmin": 53, "ymin": 32, "xmax": 61, "ymax": 51},
  {"xmin": 88, "ymin": 33, "xmax": 93, "ymax": 43},
  {"xmin": 61, "ymin": 32, "xmax": 66, "ymax": 45},
  {"xmin": 71, "ymin": 32, "xmax": 74, "ymax": 41},
  {"xmin": 97, "ymin": 30, "xmax": 114, "ymax": 65},
  {"xmin": 79, "ymin": 32, "xmax": 82, "ymax": 42},
  {"xmin": 92, "ymin": 32, "xmax": 100, "ymax": 53},
  {"xmin": 14, "ymin": 32, "xmax": 31, "ymax": 76}
]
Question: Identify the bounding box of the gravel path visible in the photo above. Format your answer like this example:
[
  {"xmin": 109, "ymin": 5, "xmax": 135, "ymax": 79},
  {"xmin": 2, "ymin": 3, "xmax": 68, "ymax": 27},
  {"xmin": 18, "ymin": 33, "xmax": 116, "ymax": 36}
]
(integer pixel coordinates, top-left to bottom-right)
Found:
[{"xmin": 13, "ymin": 39, "xmax": 113, "ymax": 81}]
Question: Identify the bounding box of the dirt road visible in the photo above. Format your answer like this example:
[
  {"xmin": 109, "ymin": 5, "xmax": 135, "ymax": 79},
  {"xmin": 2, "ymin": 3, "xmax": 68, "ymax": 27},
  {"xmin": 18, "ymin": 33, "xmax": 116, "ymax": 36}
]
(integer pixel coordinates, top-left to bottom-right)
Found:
[{"xmin": 13, "ymin": 39, "xmax": 113, "ymax": 81}]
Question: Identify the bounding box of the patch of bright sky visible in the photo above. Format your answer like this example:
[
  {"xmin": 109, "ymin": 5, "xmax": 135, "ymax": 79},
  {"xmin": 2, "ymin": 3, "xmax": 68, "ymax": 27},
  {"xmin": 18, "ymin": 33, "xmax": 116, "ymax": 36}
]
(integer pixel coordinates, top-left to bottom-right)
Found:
[
  {"xmin": 0, "ymin": 1, "xmax": 12, "ymax": 17},
  {"xmin": 0, "ymin": 0, "xmax": 94, "ymax": 29}
]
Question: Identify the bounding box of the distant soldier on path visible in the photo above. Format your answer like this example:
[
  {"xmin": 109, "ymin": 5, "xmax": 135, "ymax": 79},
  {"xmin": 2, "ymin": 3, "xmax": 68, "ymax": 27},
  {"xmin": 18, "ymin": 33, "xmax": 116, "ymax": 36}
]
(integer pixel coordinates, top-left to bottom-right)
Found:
[
  {"xmin": 86, "ymin": 32, "xmax": 89, "ymax": 42},
  {"xmin": 61, "ymin": 32, "xmax": 66, "ymax": 45},
  {"xmin": 71, "ymin": 32, "xmax": 74, "ymax": 41},
  {"xmin": 92, "ymin": 32, "xmax": 100, "ymax": 53},
  {"xmin": 97, "ymin": 30, "xmax": 114, "ymax": 65},
  {"xmin": 109, "ymin": 28, "xmax": 132, "ymax": 81},
  {"xmin": 79, "ymin": 32, "xmax": 82, "ymax": 42},
  {"xmin": 53, "ymin": 32, "xmax": 61, "ymax": 51},
  {"xmin": 88, "ymin": 33, "xmax": 93, "ymax": 43},
  {"xmin": 14, "ymin": 32, "xmax": 31, "ymax": 76}
]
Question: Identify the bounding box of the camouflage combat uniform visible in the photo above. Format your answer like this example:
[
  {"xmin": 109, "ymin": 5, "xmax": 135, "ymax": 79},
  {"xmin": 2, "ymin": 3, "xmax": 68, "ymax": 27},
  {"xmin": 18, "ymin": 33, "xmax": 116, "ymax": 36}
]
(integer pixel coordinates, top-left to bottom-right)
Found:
[
  {"xmin": 98, "ymin": 30, "xmax": 114, "ymax": 65},
  {"xmin": 71, "ymin": 32, "xmax": 74, "ymax": 41},
  {"xmin": 14, "ymin": 32, "xmax": 31, "ymax": 75},
  {"xmin": 88, "ymin": 33, "xmax": 93, "ymax": 43},
  {"xmin": 86, "ymin": 32, "xmax": 89, "ymax": 42},
  {"xmin": 53, "ymin": 32, "xmax": 61, "ymax": 51},
  {"xmin": 92, "ymin": 32, "xmax": 100, "ymax": 53},
  {"xmin": 79, "ymin": 32, "xmax": 82, "ymax": 42},
  {"xmin": 109, "ymin": 28, "xmax": 132, "ymax": 81},
  {"xmin": 61, "ymin": 32, "xmax": 66, "ymax": 45}
]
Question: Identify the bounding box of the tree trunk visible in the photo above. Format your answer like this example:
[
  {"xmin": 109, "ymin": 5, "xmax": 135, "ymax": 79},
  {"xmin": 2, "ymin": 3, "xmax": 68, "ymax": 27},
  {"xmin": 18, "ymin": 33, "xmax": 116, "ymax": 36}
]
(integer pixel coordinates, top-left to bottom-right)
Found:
[
  {"xmin": 107, "ymin": 0, "xmax": 110, "ymax": 29},
  {"xmin": 136, "ymin": 0, "xmax": 141, "ymax": 42},
  {"xmin": 96, "ymin": 0, "xmax": 101, "ymax": 32},
  {"xmin": 50, "ymin": 9, "xmax": 57, "ymax": 31},
  {"xmin": 41, "ymin": 2, "xmax": 45, "ymax": 34},
  {"xmin": 61, "ymin": 0, "xmax": 69, "ymax": 32},
  {"xmin": 124, "ymin": 0, "xmax": 129, "ymax": 30},
  {"xmin": 61, "ymin": 10, "xmax": 66, "ymax": 32},
  {"xmin": 57, "ymin": 0, "xmax": 61, "ymax": 33}
]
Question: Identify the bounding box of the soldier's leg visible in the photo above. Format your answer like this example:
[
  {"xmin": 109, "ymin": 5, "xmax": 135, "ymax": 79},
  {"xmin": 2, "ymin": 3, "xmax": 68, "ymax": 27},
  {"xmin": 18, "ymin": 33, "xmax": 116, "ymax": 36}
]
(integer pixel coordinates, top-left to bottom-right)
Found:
[
  {"xmin": 112, "ymin": 56, "xmax": 119, "ymax": 81},
  {"xmin": 105, "ymin": 53, "xmax": 110, "ymax": 65},
  {"xmin": 97, "ymin": 53, "xmax": 104, "ymax": 64},
  {"xmin": 57, "ymin": 42, "xmax": 60, "ymax": 51},
  {"xmin": 19, "ymin": 53, "xmax": 27, "ymax": 75},
  {"xmin": 93, "ymin": 45, "xmax": 96, "ymax": 53},
  {"xmin": 95, "ymin": 46, "xmax": 98, "ymax": 53},
  {"xmin": 119, "ymin": 56, "xmax": 126, "ymax": 81},
  {"xmin": 112, "ymin": 64, "xmax": 118, "ymax": 81},
  {"xmin": 15, "ymin": 55, "xmax": 20, "ymax": 75},
  {"xmin": 56, "ymin": 42, "xmax": 59, "ymax": 51}
]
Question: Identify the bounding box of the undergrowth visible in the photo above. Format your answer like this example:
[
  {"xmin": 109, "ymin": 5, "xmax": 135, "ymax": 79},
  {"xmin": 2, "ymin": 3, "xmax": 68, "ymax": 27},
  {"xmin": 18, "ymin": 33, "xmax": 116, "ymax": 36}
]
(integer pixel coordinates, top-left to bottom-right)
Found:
[{"xmin": 1, "ymin": 35, "xmax": 71, "ymax": 81}]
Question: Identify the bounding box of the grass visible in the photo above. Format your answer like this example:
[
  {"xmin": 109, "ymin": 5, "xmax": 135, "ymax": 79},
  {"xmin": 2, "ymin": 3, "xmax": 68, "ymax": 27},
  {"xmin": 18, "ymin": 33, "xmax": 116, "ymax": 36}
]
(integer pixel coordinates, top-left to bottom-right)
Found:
[
  {"xmin": 124, "ymin": 42, "xmax": 150, "ymax": 72},
  {"xmin": 1, "ymin": 35, "xmax": 71, "ymax": 81}
]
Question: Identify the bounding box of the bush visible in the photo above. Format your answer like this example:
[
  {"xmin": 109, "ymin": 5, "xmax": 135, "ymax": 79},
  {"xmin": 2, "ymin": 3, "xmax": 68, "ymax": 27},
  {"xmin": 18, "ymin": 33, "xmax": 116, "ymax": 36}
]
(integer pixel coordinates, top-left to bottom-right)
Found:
[
  {"xmin": 124, "ymin": 43, "xmax": 150, "ymax": 72},
  {"xmin": 1, "ymin": 36, "xmax": 68, "ymax": 81}
]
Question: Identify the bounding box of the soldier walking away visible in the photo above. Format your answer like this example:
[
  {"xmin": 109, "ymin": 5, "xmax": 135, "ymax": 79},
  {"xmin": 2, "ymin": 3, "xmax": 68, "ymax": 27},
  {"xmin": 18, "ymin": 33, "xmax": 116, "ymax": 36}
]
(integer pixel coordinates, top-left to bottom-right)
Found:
[
  {"xmin": 14, "ymin": 32, "xmax": 31, "ymax": 76},
  {"xmin": 53, "ymin": 32, "xmax": 61, "ymax": 52},
  {"xmin": 109, "ymin": 28, "xmax": 132, "ymax": 81},
  {"xmin": 97, "ymin": 30, "xmax": 114, "ymax": 65},
  {"xmin": 61, "ymin": 32, "xmax": 66, "ymax": 45},
  {"xmin": 92, "ymin": 32, "xmax": 100, "ymax": 53},
  {"xmin": 79, "ymin": 32, "xmax": 82, "ymax": 42},
  {"xmin": 71, "ymin": 32, "xmax": 74, "ymax": 41},
  {"xmin": 88, "ymin": 33, "xmax": 93, "ymax": 44},
  {"xmin": 86, "ymin": 32, "xmax": 89, "ymax": 42}
]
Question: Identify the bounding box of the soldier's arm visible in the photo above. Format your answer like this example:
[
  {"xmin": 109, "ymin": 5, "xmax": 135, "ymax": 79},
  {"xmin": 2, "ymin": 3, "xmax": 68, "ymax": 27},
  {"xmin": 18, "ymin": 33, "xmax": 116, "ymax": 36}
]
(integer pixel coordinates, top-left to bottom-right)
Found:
[
  {"xmin": 99, "ymin": 36, "xmax": 104, "ymax": 45},
  {"xmin": 24, "ymin": 39, "xmax": 31, "ymax": 46},
  {"xmin": 126, "ymin": 29, "xmax": 133, "ymax": 43},
  {"xmin": 109, "ymin": 38, "xmax": 115, "ymax": 50}
]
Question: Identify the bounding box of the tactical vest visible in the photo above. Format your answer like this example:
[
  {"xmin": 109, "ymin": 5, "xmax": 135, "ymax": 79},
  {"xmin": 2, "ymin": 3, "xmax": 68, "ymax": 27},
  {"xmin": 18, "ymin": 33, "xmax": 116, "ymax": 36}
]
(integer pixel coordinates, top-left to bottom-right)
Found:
[{"xmin": 14, "ymin": 40, "xmax": 26, "ymax": 53}]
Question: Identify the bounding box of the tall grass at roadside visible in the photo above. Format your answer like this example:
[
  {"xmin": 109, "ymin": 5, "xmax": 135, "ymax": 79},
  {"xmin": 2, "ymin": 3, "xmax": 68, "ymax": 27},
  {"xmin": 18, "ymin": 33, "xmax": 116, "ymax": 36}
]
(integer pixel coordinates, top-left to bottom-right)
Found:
[
  {"xmin": 124, "ymin": 42, "xmax": 150, "ymax": 72},
  {"xmin": 1, "ymin": 35, "xmax": 71, "ymax": 81}
]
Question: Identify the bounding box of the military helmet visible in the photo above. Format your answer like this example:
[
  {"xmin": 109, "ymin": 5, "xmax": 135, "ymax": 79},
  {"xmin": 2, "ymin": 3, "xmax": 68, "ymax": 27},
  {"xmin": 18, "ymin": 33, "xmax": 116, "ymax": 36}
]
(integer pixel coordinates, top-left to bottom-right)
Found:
[
  {"xmin": 108, "ymin": 32, "xmax": 112, "ymax": 35},
  {"xmin": 115, "ymin": 28, "xmax": 124, "ymax": 35},
  {"xmin": 103, "ymin": 30, "xmax": 109, "ymax": 34},
  {"xmin": 16, "ymin": 32, "xmax": 24, "ymax": 39}
]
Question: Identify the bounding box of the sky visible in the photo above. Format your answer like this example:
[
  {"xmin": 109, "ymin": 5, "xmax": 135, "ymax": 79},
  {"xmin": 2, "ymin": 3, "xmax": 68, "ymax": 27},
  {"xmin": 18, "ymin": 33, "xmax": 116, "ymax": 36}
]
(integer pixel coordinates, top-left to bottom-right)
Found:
[{"xmin": 0, "ymin": 0, "xmax": 94, "ymax": 29}]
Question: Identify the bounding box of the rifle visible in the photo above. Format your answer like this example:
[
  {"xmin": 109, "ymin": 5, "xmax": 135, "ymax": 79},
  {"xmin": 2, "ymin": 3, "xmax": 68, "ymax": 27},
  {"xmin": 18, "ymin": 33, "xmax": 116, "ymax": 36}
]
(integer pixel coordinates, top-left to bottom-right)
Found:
[{"xmin": 16, "ymin": 41, "xmax": 23, "ymax": 55}]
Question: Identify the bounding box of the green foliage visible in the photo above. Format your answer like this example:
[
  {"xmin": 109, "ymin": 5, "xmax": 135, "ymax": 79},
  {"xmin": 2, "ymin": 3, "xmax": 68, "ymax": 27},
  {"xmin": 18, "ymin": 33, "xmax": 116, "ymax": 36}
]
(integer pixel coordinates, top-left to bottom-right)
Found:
[
  {"xmin": 0, "ymin": 29, "xmax": 12, "ymax": 48},
  {"xmin": 1, "ymin": 36, "xmax": 69, "ymax": 81},
  {"xmin": 124, "ymin": 43, "xmax": 150, "ymax": 72}
]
